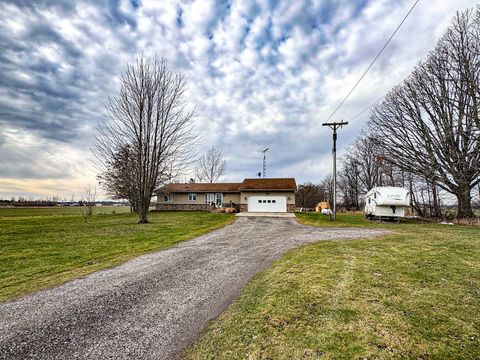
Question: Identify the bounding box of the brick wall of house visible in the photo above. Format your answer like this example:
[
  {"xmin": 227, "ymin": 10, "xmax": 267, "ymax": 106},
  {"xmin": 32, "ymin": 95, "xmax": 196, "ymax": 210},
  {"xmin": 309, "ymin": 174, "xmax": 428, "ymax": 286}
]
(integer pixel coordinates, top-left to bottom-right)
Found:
[{"xmin": 155, "ymin": 203, "xmax": 214, "ymax": 211}]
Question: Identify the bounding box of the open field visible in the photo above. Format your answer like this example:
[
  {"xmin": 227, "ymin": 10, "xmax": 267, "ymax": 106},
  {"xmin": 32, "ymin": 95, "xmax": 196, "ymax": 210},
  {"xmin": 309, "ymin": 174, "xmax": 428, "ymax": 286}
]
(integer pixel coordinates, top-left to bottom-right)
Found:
[
  {"xmin": 0, "ymin": 205, "xmax": 131, "ymax": 217},
  {"xmin": 0, "ymin": 208, "xmax": 234, "ymax": 302},
  {"xmin": 186, "ymin": 213, "xmax": 480, "ymax": 359}
]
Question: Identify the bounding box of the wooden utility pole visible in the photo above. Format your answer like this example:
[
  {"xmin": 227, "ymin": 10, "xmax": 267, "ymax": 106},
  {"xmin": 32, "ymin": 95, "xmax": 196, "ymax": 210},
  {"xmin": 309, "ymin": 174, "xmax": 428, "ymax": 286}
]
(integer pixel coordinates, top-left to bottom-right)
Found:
[{"xmin": 322, "ymin": 121, "xmax": 348, "ymax": 220}]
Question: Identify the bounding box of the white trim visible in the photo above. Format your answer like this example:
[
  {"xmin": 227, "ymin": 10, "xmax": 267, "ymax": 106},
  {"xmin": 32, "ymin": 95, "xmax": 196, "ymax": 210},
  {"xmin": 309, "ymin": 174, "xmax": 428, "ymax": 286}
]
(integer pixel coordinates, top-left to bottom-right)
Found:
[{"xmin": 205, "ymin": 193, "xmax": 215, "ymax": 204}]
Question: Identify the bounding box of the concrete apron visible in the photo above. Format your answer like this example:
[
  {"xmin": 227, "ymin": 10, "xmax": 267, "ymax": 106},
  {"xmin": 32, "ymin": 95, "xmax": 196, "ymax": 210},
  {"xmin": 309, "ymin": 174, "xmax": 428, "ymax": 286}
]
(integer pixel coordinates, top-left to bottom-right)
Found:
[{"xmin": 235, "ymin": 212, "xmax": 295, "ymax": 218}]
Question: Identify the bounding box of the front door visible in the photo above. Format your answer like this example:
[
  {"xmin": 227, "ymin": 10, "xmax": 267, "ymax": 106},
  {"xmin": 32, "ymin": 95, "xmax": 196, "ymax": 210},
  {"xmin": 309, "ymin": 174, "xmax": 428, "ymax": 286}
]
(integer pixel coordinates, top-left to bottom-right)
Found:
[{"xmin": 215, "ymin": 193, "xmax": 223, "ymax": 208}]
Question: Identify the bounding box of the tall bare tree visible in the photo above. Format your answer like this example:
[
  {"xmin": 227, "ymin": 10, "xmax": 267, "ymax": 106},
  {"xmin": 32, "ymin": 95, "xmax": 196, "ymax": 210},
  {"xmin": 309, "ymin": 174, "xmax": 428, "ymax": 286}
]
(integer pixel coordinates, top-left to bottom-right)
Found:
[
  {"xmin": 94, "ymin": 55, "xmax": 197, "ymax": 223},
  {"xmin": 338, "ymin": 156, "xmax": 361, "ymax": 210},
  {"xmin": 195, "ymin": 146, "xmax": 226, "ymax": 183},
  {"xmin": 351, "ymin": 135, "xmax": 380, "ymax": 191},
  {"xmin": 368, "ymin": 7, "xmax": 480, "ymax": 218}
]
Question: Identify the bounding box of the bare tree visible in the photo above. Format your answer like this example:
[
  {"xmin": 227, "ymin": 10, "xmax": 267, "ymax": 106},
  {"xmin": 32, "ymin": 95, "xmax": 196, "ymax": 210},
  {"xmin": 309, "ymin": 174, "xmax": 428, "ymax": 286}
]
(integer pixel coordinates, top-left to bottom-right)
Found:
[
  {"xmin": 338, "ymin": 156, "xmax": 361, "ymax": 210},
  {"xmin": 368, "ymin": 7, "xmax": 480, "ymax": 218},
  {"xmin": 296, "ymin": 183, "xmax": 321, "ymax": 209},
  {"xmin": 295, "ymin": 180, "xmax": 333, "ymax": 210},
  {"xmin": 195, "ymin": 146, "xmax": 226, "ymax": 183},
  {"xmin": 94, "ymin": 55, "xmax": 197, "ymax": 223},
  {"xmin": 80, "ymin": 185, "xmax": 96, "ymax": 222},
  {"xmin": 320, "ymin": 175, "xmax": 334, "ymax": 208},
  {"xmin": 351, "ymin": 135, "xmax": 380, "ymax": 191}
]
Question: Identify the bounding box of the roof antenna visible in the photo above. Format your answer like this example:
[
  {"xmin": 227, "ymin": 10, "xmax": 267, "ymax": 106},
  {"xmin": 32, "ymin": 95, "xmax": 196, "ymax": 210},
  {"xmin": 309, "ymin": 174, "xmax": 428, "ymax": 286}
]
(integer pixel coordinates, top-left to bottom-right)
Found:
[{"xmin": 261, "ymin": 148, "xmax": 269, "ymax": 178}]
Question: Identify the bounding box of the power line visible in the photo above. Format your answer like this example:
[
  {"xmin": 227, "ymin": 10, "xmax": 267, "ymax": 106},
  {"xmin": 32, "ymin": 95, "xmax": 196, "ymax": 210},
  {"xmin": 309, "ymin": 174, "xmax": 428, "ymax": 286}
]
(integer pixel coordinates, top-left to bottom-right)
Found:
[
  {"xmin": 326, "ymin": 0, "xmax": 421, "ymax": 122},
  {"xmin": 348, "ymin": 79, "xmax": 404, "ymax": 121},
  {"xmin": 349, "ymin": 94, "xmax": 385, "ymax": 121}
]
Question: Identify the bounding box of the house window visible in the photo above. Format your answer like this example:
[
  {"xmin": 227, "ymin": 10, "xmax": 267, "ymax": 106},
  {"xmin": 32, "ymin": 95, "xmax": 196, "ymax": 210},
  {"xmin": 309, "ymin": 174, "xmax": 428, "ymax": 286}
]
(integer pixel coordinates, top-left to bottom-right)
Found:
[
  {"xmin": 205, "ymin": 193, "xmax": 215, "ymax": 204},
  {"xmin": 164, "ymin": 194, "xmax": 173, "ymax": 202},
  {"xmin": 188, "ymin": 193, "xmax": 197, "ymax": 201}
]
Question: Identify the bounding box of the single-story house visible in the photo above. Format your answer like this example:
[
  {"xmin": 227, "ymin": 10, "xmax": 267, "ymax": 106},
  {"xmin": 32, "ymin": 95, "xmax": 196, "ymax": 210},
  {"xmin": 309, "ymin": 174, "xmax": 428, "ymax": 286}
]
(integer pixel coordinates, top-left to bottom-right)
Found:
[{"xmin": 156, "ymin": 178, "xmax": 296, "ymax": 213}]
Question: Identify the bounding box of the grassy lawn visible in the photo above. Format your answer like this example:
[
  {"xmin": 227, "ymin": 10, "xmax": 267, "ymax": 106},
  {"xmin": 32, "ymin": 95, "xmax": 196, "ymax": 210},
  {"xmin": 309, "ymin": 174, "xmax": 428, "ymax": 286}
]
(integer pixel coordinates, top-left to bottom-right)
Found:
[
  {"xmin": 0, "ymin": 208, "xmax": 234, "ymax": 302},
  {"xmin": 185, "ymin": 213, "xmax": 480, "ymax": 359},
  {"xmin": 0, "ymin": 205, "xmax": 131, "ymax": 217}
]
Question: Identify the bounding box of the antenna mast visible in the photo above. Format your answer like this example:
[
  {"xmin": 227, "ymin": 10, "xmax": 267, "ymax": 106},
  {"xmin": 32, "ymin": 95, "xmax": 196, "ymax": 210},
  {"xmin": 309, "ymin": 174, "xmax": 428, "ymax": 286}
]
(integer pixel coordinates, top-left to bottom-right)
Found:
[{"xmin": 261, "ymin": 148, "xmax": 269, "ymax": 178}]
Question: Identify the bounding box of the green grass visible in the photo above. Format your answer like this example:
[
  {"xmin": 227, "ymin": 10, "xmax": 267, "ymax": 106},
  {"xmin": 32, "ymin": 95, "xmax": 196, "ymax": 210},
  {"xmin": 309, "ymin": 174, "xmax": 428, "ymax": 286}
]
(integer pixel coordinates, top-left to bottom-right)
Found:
[
  {"xmin": 0, "ymin": 208, "xmax": 234, "ymax": 302},
  {"xmin": 185, "ymin": 213, "xmax": 480, "ymax": 359},
  {"xmin": 0, "ymin": 205, "xmax": 131, "ymax": 217},
  {"xmin": 297, "ymin": 212, "xmax": 380, "ymax": 228}
]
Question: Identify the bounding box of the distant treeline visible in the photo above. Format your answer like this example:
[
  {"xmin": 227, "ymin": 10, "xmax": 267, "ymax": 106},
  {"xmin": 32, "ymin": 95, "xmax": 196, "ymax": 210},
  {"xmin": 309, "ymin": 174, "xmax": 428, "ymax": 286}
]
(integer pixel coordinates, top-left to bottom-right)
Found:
[
  {"xmin": 0, "ymin": 199, "xmax": 128, "ymax": 207},
  {"xmin": 0, "ymin": 199, "xmax": 58, "ymax": 207}
]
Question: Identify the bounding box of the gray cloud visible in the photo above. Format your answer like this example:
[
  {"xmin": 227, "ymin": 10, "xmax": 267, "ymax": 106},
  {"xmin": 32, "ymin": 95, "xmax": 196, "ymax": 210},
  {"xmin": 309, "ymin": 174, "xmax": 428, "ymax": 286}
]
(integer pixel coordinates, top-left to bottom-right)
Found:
[{"xmin": 0, "ymin": 0, "xmax": 478, "ymax": 198}]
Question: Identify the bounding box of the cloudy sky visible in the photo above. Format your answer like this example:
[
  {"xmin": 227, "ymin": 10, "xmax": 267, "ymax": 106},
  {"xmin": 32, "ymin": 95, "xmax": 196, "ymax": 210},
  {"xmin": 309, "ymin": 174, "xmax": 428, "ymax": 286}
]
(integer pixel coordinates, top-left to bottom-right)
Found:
[{"xmin": 0, "ymin": 0, "xmax": 477, "ymax": 200}]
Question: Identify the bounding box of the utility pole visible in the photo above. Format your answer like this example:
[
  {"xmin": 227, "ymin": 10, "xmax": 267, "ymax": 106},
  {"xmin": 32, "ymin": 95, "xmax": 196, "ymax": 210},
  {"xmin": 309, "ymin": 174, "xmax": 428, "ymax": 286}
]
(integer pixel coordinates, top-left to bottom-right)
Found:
[
  {"xmin": 261, "ymin": 148, "xmax": 269, "ymax": 178},
  {"xmin": 322, "ymin": 121, "xmax": 348, "ymax": 220}
]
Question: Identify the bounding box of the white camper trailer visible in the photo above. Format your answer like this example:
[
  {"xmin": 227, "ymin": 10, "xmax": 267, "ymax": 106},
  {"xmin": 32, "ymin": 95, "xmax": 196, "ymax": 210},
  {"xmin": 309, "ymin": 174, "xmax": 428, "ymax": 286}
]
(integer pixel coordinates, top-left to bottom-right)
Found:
[{"xmin": 365, "ymin": 187, "xmax": 410, "ymax": 219}]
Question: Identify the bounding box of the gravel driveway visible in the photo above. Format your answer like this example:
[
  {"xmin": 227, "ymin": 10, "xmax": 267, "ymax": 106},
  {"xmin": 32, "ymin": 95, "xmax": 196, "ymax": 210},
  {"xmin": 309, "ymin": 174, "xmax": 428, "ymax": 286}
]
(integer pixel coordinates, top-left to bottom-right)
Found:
[{"xmin": 0, "ymin": 217, "xmax": 386, "ymax": 360}]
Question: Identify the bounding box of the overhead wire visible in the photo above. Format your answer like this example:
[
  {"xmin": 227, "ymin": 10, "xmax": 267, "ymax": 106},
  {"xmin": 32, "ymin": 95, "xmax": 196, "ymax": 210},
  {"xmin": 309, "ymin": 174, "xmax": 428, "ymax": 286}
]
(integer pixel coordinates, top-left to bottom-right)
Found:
[{"xmin": 325, "ymin": 0, "xmax": 421, "ymax": 122}]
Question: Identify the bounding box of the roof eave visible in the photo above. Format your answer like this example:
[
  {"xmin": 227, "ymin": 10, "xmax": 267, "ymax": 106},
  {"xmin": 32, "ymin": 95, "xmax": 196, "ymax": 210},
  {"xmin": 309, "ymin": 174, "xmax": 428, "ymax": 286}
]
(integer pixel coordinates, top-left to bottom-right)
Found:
[{"xmin": 239, "ymin": 188, "xmax": 296, "ymax": 191}]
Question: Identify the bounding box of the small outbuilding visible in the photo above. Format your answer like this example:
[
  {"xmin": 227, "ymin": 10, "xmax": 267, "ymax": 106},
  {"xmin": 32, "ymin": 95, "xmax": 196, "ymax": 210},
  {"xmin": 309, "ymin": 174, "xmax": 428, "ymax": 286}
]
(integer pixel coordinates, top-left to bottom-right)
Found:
[{"xmin": 315, "ymin": 202, "xmax": 331, "ymax": 213}]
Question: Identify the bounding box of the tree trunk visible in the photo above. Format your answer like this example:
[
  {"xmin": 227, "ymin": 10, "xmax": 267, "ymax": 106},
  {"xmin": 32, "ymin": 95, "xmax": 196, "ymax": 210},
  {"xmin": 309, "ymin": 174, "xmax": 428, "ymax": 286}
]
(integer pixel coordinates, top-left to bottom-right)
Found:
[
  {"xmin": 456, "ymin": 184, "xmax": 474, "ymax": 219},
  {"xmin": 130, "ymin": 200, "xmax": 138, "ymax": 214},
  {"xmin": 431, "ymin": 183, "xmax": 441, "ymax": 218},
  {"xmin": 137, "ymin": 201, "xmax": 149, "ymax": 223}
]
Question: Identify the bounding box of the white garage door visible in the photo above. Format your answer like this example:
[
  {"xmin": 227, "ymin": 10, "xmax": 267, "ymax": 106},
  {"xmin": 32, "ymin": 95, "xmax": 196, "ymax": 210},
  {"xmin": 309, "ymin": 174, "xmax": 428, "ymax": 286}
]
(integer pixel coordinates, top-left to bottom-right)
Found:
[{"xmin": 247, "ymin": 196, "xmax": 287, "ymax": 212}]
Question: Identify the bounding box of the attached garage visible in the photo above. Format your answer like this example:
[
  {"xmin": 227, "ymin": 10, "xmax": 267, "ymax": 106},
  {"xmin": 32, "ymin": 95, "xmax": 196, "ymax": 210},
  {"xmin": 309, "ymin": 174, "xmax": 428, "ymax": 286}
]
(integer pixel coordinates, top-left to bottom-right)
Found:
[
  {"xmin": 247, "ymin": 196, "xmax": 287, "ymax": 213},
  {"xmin": 239, "ymin": 178, "xmax": 296, "ymax": 213}
]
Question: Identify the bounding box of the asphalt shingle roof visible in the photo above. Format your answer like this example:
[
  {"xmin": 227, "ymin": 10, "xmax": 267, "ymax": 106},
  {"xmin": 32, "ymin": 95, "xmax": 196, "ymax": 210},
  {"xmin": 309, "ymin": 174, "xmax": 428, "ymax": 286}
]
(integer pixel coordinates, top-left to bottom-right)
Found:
[
  {"xmin": 238, "ymin": 178, "xmax": 297, "ymax": 191},
  {"xmin": 158, "ymin": 178, "xmax": 296, "ymax": 193}
]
